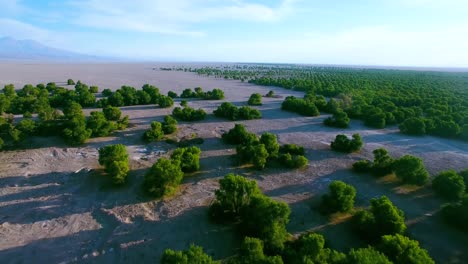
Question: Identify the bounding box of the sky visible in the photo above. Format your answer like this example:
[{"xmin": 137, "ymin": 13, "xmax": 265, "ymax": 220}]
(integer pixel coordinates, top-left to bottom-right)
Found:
[{"xmin": 1, "ymin": 0, "xmax": 468, "ymax": 67}]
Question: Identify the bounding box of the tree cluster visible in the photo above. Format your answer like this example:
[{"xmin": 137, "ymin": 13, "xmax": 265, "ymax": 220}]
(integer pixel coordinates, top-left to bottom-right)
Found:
[
  {"xmin": 320, "ymin": 180, "xmax": 357, "ymax": 214},
  {"xmin": 330, "ymin": 134, "xmax": 363, "ymax": 153},
  {"xmin": 172, "ymin": 106, "xmax": 207, "ymax": 121},
  {"xmin": 98, "ymin": 144, "xmax": 130, "ymax": 184},
  {"xmin": 98, "ymin": 84, "xmax": 174, "ymax": 108},
  {"xmin": 324, "ymin": 110, "xmax": 350, "ymax": 128},
  {"xmin": 213, "ymin": 102, "xmax": 262, "ymax": 121},
  {"xmin": 180, "ymin": 87, "xmax": 224, "ymax": 100},
  {"xmin": 143, "ymin": 146, "xmax": 201, "ymax": 197},
  {"xmin": 281, "ymin": 96, "xmax": 319, "ymax": 116},
  {"xmin": 432, "ymin": 170, "xmax": 466, "ymax": 200}
]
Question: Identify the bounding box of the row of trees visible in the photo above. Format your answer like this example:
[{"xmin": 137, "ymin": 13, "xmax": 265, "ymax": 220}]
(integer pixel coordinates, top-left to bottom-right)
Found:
[
  {"xmin": 213, "ymin": 102, "xmax": 262, "ymax": 121},
  {"xmin": 99, "ymin": 84, "xmax": 174, "ymax": 108},
  {"xmin": 180, "ymin": 87, "xmax": 225, "ymax": 100},
  {"xmin": 172, "ymin": 106, "xmax": 207, "ymax": 121}
]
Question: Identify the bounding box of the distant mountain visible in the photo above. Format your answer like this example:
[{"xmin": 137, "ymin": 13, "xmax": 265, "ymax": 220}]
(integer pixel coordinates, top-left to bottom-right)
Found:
[{"xmin": 0, "ymin": 37, "xmax": 106, "ymax": 61}]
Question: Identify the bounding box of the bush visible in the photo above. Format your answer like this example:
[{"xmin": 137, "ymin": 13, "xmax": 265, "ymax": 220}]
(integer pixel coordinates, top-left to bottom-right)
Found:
[
  {"xmin": 158, "ymin": 95, "xmax": 174, "ymax": 108},
  {"xmin": 281, "ymin": 96, "xmax": 319, "ymax": 116},
  {"xmin": 320, "ymin": 181, "xmax": 356, "ymax": 214},
  {"xmin": 265, "ymin": 90, "xmax": 275, "ymax": 97},
  {"xmin": 98, "ymin": 144, "xmax": 129, "ymax": 184},
  {"xmin": 371, "ymin": 148, "xmax": 394, "ymax": 177},
  {"xmin": 352, "ymin": 159, "xmax": 372, "ymax": 173},
  {"xmin": 432, "ymin": 170, "xmax": 465, "ymax": 200},
  {"xmin": 260, "ymin": 133, "xmax": 280, "ymax": 159},
  {"xmin": 102, "ymin": 88, "xmax": 112, "ymax": 96},
  {"xmin": 143, "ymin": 121, "xmax": 164, "ymax": 142},
  {"xmin": 248, "ymin": 93, "xmax": 262, "ymax": 105},
  {"xmin": 214, "ymin": 102, "xmax": 261, "ymax": 120},
  {"xmin": 209, "ymin": 174, "xmax": 261, "ymax": 221},
  {"xmin": 103, "ymin": 106, "xmax": 122, "ymax": 121},
  {"xmin": 278, "ymin": 153, "xmax": 308, "ymax": 169},
  {"xmin": 161, "ymin": 244, "xmax": 217, "ymax": 264},
  {"xmin": 222, "ymin": 124, "xmax": 257, "ymax": 145},
  {"xmin": 347, "ymin": 247, "xmax": 392, "ymax": 264},
  {"xmin": 171, "ymin": 146, "xmax": 201, "ymax": 173},
  {"xmin": 172, "ymin": 106, "xmax": 206, "ymax": 121},
  {"xmin": 232, "ymin": 237, "xmax": 283, "ymax": 264},
  {"xmin": 143, "ymin": 158, "xmax": 184, "ymax": 197},
  {"xmin": 180, "ymin": 100, "xmax": 188, "ymax": 107},
  {"xmin": 167, "ymin": 91, "xmax": 178, "ymax": 98},
  {"xmin": 87, "ymin": 111, "xmax": 116, "ymax": 137},
  {"xmin": 399, "ymin": 117, "xmax": 426, "ymax": 135},
  {"xmin": 279, "ymin": 144, "xmax": 305, "ymax": 156},
  {"xmin": 378, "ymin": 234, "xmax": 435, "ymax": 264},
  {"xmin": 67, "ymin": 79, "xmax": 75, "ymax": 85},
  {"xmin": 324, "ymin": 110, "xmax": 350, "ymax": 128},
  {"xmin": 441, "ymin": 195, "xmax": 468, "ymax": 232},
  {"xmin": 392, "ymin": 155, "xmax": 429, "ymax": 185},
  {"xmin": 89, "ymin": 86, "xmax": 99, "ymax": 93},
  {"xmin": 352, "ymin": 196, "xmax": 406, "ymax": 242},
  {"xmin": 162, "ymin": 115, "xmax": 177, "ymax": 134},
  {"xmin": 238, "ymin": 106, "xmax": 262, "ymax": 120},
  {"xmin": 330, "ymin": 134, "xmax": 363, "ymax": 153}
]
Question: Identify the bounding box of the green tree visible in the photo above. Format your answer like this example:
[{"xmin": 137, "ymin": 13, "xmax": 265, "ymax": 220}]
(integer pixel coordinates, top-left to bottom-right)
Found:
[
  {"xmin": 352, "ymin": 196, "xmax": 406, "ymax": 242},
  {"xmin": 67, "ymin": 79, "xmax": 75, "ymax": 85},
  {"xmin": 378, "ymin": 234, "xmax": 435, "ymax": 264},
  {"xmin": 260, "ymin": 133, "xmax": 280, "ymax": 159},
  {"xmin": 330, "ymin": 134, "xmax": 363, "ymax": 153},
  {"xmin": 158, "ymin": 95, "xmax": 174, "ymax": 108},
  {"xmin": 399, "ymin": 117, "xmax": 426, "ymax": 135},
  {"xmin": 87, "ymin": 111, "xmax": 116, "ymax": 137},
  {"xmin": 143, "ymin": 121, "xmax": 164, "ymax": 142},
  {"xmin": 161, "ymin": 244, "xmax": 217, "ymax": 264},
  {"xmin": 324, "ymin": 110, "xmax": 350, "ymax": 128},
  {"xmin": 432, "ymin": 170, "xmax": 465, "ymax": 200},
  {"xmin": 171, "ymin": 146, "xmax": 201, "ymax": 173},
  {"xmin": 222, "ymin": 124, "xmax": 257, "ymax": 145},
  {"xmin": 392, "ymin": 155, "xmax": 429, "ymax": 185},
  {"xmin": 210, "ymin": 174, "xmax": 261, "ymax": 222},
  {"xmin": 103, "ymin": 106, "xmax": 122, "ymax": 121},
  {"xmin": 143, "ymin": 158, "xmax": 184, "ymax": 197},
  {"xmin": 372, "ymin": 148, "xmax": 394, "ymax": 177},
  {"xmin": 232, "ymin": 237, "xmax": 284, "ymax": 264},
  {"xmin": 162, "ymin": 115, "xmax": 178, "ymax": 134},
  {"xmin": 321, "ymin": 181, "xmax": 357, "ymax": 214},
  {"xmin": 347, "ymin": 247, "xmax": 392, "ymax": 264},
  {"xmin": 62, "ymin": 102, "xmax": 91, "ymax": 145},
  {"xmin": 252, "ymin": 144, "xmax": 269, "ymax": 170},
  {"xmin": 352, "ymin": 159, "xmax": 372, "ymax": 173},
  {"xmin": 248, "ymin": 93, "xmax": 262, "ymax": 106},
  {"xmin": 98, "ymin": 144, "xmax": 129, "ymax": 184}
]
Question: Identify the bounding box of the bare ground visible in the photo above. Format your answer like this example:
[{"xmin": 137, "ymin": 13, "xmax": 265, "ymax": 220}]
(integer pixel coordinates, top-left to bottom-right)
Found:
[{"xmin": 0, "ymin": 63, "xmax": 467, "ymax": 263}]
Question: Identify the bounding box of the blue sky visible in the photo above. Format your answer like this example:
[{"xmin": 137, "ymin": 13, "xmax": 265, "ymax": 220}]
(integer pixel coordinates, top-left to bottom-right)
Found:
[{"xmin": 1, "ymin": 0, "xmax": 468, "ymax": 67}]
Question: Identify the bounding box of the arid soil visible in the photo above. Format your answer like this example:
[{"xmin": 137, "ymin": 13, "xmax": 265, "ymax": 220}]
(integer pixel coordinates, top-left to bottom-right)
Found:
[{"xmin": 0, "ymin": 63, "xmax": 467, "ymax": 263}]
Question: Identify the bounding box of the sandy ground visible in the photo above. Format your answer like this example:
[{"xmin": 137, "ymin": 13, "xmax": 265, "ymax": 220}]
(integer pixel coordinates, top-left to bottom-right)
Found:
[{"xmin": 0, "ymin": 63, "xmax": 467, "ymax": 264}]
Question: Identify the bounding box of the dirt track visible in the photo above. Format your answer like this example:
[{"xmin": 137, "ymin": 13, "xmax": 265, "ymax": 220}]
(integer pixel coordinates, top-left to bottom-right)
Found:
[{"xmin": 0, "ymin": 63, "xmax": 467, "ymax": 263}]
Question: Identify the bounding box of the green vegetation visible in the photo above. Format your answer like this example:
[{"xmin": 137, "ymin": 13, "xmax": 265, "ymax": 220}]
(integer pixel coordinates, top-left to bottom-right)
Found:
[
  {"xmin": 143, "ymin": 157, "xmax": 184, "ymax": 197},
  {"xmin": 441, "ymin": 195, "xmax": 468, "ymax": 232},
  {"xmin": 171, "ymin": 146, "xmax": 201, "ymax": 173},
  {"xmin": 67, "ymin": 79, "xmax": 75, "ymax": 85},
  {"xmin": 378, "ymin": 234, "xmax": 435, "ymax": 264},
  {"xmin": 330, "ymin": 134, "xmax": 363, "ymax": 153},
  {"xmin": 324, "ymin": 110, "xmax": 350, "ymax": 128},
  {"xmin": 143, "ymin": 121, "xmax": 164, "ymax": 142},
  {"xmin": 180, "ymin": 87, "xmax": 224, "ymax": 100},
  {"xmin": 162, "ymin": 115, "xmax": 178, "ymax": 134},
  {"xmin": 161, "ymin": 244, "xmax": 218, "ymax": 264},
  {"xmin": 248, "ymin": 93, "xmax": 262, "ymax": 105},
  {"xmin": 214, "ymin": 102, "xmax": 261, "ymax": 120},
  {"xmin": 392, "ymin": 155, "xmax": 429, "ymax": 185},
  {"xmin": 281, "ymin": 96, "xmax": 319, "ymax": 116},
  {"xmin": 172, "ymin": 106, "xmax": 206, "ymax": 121},
  {"xmin": 98, "ymin": 144, "xmax": 129, "ymax": 184},
  {"xmin": 347, "ymin": 247, "xmax": 392, "ymax": 264},
  {"xmin": 320, "ymin": 180, "xmax": 357, "ymax": 214},
  {"xmin": 167, "ymin": 91, "xmax": 178, "ymax": 98},
  {"xmin": 432, "ymin": 170, "xmax": 465, "ymax": 200},
  {"xmin": 352, "ymin": 196, "xmax": 406, "ymax": 242}
]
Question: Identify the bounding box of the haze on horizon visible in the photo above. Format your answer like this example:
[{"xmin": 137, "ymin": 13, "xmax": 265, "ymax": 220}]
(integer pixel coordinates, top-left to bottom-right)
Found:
[{"xmin": 0, "ymin": 0, "xmax": 467, "ymax": 67}]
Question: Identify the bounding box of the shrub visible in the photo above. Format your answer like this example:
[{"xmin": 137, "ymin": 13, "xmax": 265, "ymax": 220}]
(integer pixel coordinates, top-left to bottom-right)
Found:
[
  {"xmin": 89, "ymin": 86, "xmax": 99, "ymax": 93},
  {"xmin": 378, "ymin": 234, "xmax": 435, "ymax": 264},
  {"xmin": 248, "ymin": 93, "xmax": 262, "ymax": 105},
  {"xmin": 222, "ymin": 124, "xmax": 257, "ymax": 145},
  {"xmin": 392, "ymin": 155, "xmax": 429, "ymax": 185},
  {"xmin": 214, "ymin": 102, "xmax": 261, "ymax": 120},
  {"xmin": 180, "ymin": 100, "xmax": 188, "ymax": 107},
  {"xmin": 209, "ymin": 174, "xmax": 261, "ymax": 221},
  {"xmin": 143, "ymin": 158, "xmax": 184, "ymax": 197},
  {"xmin": 238, "ymin": 106, "xmax": 262, "ymax": 120},
  {"xmin": 372, "ymin": 148, "xmax": 394, "ymax": 177},
  {"xmin": 352, "ymin": 196, "xmax": 406, "ymax": 242},
  {"xmin": 441, "ymin": 195, "xmax": 468, "ymax": 232},
  {"xmin": 324, "ymin": 110, "xmax": 350, "ymax": 128},
  {"xmin": 158, "ymin": 95, "xmax": 174, "ymax": 108},
  {"xmin": 98, "ymin": 144, "xmax": 129, "ymax": 184},
  {"xmin": 353, "ymin": 159, "xmax": 372, "ymax": 173},
  {"xmin": 399, "ymin": 117, "xmax": 426, "ymax": 135},
  {"xmin": 279, "ymin": 144, "xmax": 305, "ymax": 156},
  {"xmin": 260, "ymin": 133, "xmax": 280, "ymax": 159},
  {"xmin": 87, "ymin": 111, "xmax": 116, "ymax": 137},
  {"xmin": 171, "ymin": 146, "xmax": 201, "ymax": 173},
  {"xmin": 161, "ymin": 244, "xmax": 217, "ymax": 264},
  {"xmin": 347, "ymin": 247, "xmax": 392, "ymax": 264},
  {"xmin": 103, "ymin": 106, "xmax": 122, "ymax": 121},
  {"xmin": 278, "ymin": 153, "xmax": 308, "ymax": 169},
  {"xmin": 167, "ymin": 91, "xmax": 178, "ymax": 98},
  {"xmin": 265, "ymin": 90, "xmax": 275, "ymax": 97},
  {"xmin": 102, "ymin": 88, "xmax": 112, "ymax": 96},
  {"xmin": 143, "ymin": 121, "xmax": 164, "ymax": 142},
  {"xmin": 330, "ymin": 134, "xmax": 363, "ymax": 153},
  {"xmin": 283, "ymin": 232, "xmax": 346, "ymax": 264},
  {"xmin": 281, "ymin": 96, "xmax": 319, "ymax": 116},
  {"xmin": 432, "ymin": 170, "xmax": 465, "ymax": 200},
  {"xmin": 162, "ymin": 115, "xmax": 177, "ymax": 134},
  {"xmin": 320, "ymin": 181, "xmax": 356, "ymax": 214},
  {"xmin": 172, "ymin": 106, "xmax": 206, "ymax": 121},
  {"xmin": 232, "ymin": 237, "xmax": 283, "ymax": 264},
  {"xmin": 67, "ymin": 79, "xmax": 75, "ymax": 85}
]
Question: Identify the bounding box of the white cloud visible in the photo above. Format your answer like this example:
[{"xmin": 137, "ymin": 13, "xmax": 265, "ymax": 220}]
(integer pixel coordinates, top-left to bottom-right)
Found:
[
  {"xmin": 0, "ymin": 18, "xmax": 51, "ymax": 40},
  {"xmin": 67, "ymin": 0, "xmax": 298, "ymax": 36}
]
